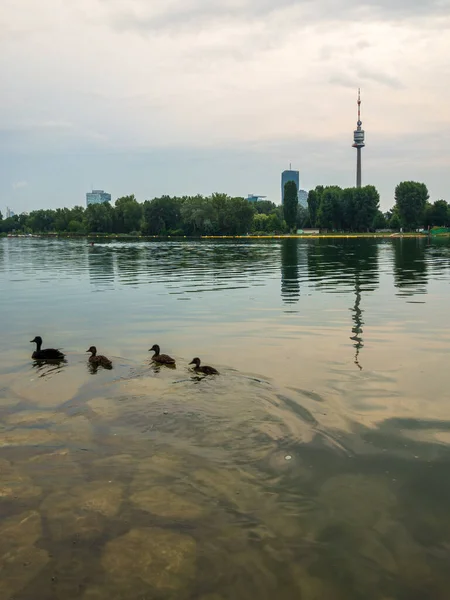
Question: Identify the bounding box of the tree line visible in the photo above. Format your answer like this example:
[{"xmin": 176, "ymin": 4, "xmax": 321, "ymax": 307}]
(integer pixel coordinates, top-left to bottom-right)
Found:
[{"xmin": 0, "ymin": 182, "xmax": 448, "ymax": 236}]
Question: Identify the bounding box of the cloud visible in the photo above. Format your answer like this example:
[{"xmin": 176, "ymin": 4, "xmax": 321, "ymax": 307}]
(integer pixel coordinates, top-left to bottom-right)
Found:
[
  {"xmin": 0, "ymin": 0, "xmax": 449, "ymax": 212},
  {"xmin": 12, "ymin": 181, "xmax": 27, "ymax": 189}
]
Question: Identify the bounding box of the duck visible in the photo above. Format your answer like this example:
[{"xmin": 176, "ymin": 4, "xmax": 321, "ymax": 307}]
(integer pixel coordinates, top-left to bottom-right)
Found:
[
  {"xmin": 189, "ymin": 357, "xmax": 219, "ymax": 375},
  {"xmin": 149, "ymin": 344, "xmax": 176, "ymax": 366},
  {"xmin": 86, "ymin": 346, "xmax": 113, "ymax": 369},
  {"xmin": 30, "ymin": 336, "xmax": 65, "ymax": 360}
]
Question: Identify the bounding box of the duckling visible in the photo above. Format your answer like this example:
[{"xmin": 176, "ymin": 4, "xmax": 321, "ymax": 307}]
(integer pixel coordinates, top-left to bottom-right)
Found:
[
  {"xmin": 189, "ymin": 357, "xmax": 219, "ymax": 375},
  {"xmin": 30, "ymin": 336, "xmax": 65, "ymax": 360},
  {"xmin": 149, "ymin": 344, "xmax": 176, "ymax": 366},
  {"xmin": 86, "ymin": 346, "xmax": 112, "ymax": 369}
]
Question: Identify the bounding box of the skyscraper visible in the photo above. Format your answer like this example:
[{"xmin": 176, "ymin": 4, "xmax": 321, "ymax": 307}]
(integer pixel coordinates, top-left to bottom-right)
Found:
[
  {"xmin": 298, "ymin": 189, "xmax": 308, "ymax": 208},
  {"xmin": 86, "ymin": 189, "xmax": 111, "ymax": 207},
  {"xmin": 281, "ymin": 169, "xmax": 299, "ymax": 204},
  {"xmin": 352, "ymin": 89, "xmax": 365, "ymax": 188}
]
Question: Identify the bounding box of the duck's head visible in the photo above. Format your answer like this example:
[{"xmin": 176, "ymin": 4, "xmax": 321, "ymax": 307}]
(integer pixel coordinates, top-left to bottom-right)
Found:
[
  {"xmin": 149, "ymin": 344, "xmax": 160, "ymax": 353},
  {"xmin": 86, "ymin": 346, "xmax": 97, "ymax": 354},
  {"xmin": 30, "ymin": 336, "xmax": 42, "ymax": 345},
  {"xmin": 189, "ymin": 357, "xmax": 201, "ymax": 367}
]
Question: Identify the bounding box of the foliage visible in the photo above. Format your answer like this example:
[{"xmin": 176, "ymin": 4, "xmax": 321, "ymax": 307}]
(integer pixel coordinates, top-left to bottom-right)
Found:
[
  {"xmin": 2, "ymin": 181, "xmax": 446, "ymax": 236},
  {"xmin": 307, "ymin": 188, "xmax": 321, "ymax": 227},
  {"xmin": 114, "ymin": 195, "xmax": 143, "ymax": 233},
  {"xmin": 424, "ymin": 199, "xmax": 449, "ymax": 228},
  {"xmin": 254, "ymin": 200, "xmax": 277, "ymax": 215},
  {"xmin": 142, "ymin": 195, "xmax": 182, "ymax": 235},
  {"xmin": 372, "ymin": 210, "xmax": 387, "ymax": 230},
  {"xmin": 317, "ymin": 186, "xmax": 343, "ymax": 230},
  {"xmin": 395, "ymin": 181, "xmax": 429, "ymax": 230},
  {"xmin": 283, "ymin": 181, "xmax": 298, "ymax": 232}
]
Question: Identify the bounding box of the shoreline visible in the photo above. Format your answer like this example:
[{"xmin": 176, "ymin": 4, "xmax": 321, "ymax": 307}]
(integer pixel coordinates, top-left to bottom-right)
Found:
[{"xmin": 3, "ymin": 232, "xmax": 448, "ymax": 240}]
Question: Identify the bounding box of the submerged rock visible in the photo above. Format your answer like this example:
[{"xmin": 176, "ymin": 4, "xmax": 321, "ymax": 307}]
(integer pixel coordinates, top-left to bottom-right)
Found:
[
  {"xmin": 0, "ymin": 511, "xmax": 49, "ymax": 598},
  {"xmin": 87, "ymin": 397, "xmax": 122, "ymax": 421},
  {"xmin": 4, "ymin": 409, "xmax": 68, "ymax": 427},
  {"xmin": 0, "ymin": 458, "xmax": 42, "ymax": 500},
  {"xmin": 102, "ymin": 527, "xmax": 196, "ymax": 592},
  {"xmin": 41, "ymin": 481, "xmax": 123, "ymax": 540},
  {"xmin": 0, "ymin": 415, "xmax": 92, "ymax": 449},
  {"xmin": 0, "ymin": 427, "xmax": 61, "ymax": 447},
  {"xmin": 19, "ymin": 448, "xmax": 84, "ymax": 487},
  {"xmin": 130, "ymin": 486, "xmax": 204, "ymax": 519}
]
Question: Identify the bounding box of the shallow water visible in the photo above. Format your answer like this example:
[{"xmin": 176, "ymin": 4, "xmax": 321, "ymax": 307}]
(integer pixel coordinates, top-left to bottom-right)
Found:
[{"xmin": 1, "ymin": 236, "xmax": 450, "ymax": 599}]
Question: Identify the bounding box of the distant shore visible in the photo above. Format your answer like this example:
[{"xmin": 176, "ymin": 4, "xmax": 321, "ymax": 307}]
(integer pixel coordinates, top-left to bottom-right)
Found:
[{"xmin": 4, "ymin": 232, "xmax": 449, "ymax": 240}]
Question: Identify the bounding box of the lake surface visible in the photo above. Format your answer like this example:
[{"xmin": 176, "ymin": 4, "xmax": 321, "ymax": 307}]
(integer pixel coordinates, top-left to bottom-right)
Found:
[{"xmin": 1, "ymin": 236, "xmax": 450, "ymax": 600}]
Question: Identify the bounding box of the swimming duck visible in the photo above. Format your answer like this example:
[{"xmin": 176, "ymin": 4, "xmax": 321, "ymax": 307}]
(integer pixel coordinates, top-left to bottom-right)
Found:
[
  {"xmin": 189, "ymin": 357, "xmax": 219, "ymax": 375},
  {"xmin": 30, "ymin": 336, "xmax": 65, "ymax": 360},
  {"xmin": 86, "ymin": 346, "xmax": 112, "ymax": 369},
  {"xmin": 149, "ymin": 344, "xmax": 176, "ymax": 366}
]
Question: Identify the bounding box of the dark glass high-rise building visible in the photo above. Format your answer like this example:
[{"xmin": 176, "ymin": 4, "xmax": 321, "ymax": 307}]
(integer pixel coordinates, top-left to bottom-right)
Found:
[{"xmin": 281, "ymin": 170, "xmax": 299, "ymax": 204}]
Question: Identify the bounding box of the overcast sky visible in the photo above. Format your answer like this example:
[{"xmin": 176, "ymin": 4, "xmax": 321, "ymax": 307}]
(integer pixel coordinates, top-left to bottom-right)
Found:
[{"xmin": 1, "ymin": 0, "xmax": 449, "ymax": 213}]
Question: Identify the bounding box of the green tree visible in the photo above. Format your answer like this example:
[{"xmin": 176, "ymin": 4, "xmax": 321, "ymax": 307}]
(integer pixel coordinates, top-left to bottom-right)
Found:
[
  {"xmin": 307, "ymin": 188, "xmax": 321, "ymax": 228},
  {"xmin": 252, "ymin": 213, "xmax": 269, "ymax": 233},
  {"xmin": 84, "ymin": 202, "xmax": 114, "ymax": 233},
  {"xmin": 0, "ymin": 209, "xmax": 3, "ymax": 221},
  {"xmin": 225, "ymin": 197, "xmax": 255, "ymax": 234},
  {"xmin": 283, "ymin": 181, "xmax": 298, "ymax": 232},
  {"xmin": 114, "ymin": 195, "xmax": 143, "ymax": 233},
  {"xmin": 27, "ymin": 209, "xmax": 56, "ymax": 232},
  {"xmin": 395, "ymin": 181, "xmax": 429, "ymax": 230},
  {"xmin": 372, "ymin": 210, "xmax": 387, "ymax": 230},
  {"xmin": 254, "ymin": 200, "xmax": 277, "ymax": 215},
  {"xmin": 142, "ymin": 196, "xmax": 182, "ymax": 235},
  {"xmin": 430, "ymin": 199, "xmax": 449, "ymax": 226},
  {"xmin": 354, "ymin": 186, "xmax": 380, "ymax": 231},
  {"xmin": 389, "ymin": 208, "xmax": 402, "ymax": 230},
  {"xmin": 180, "ymin": 195, "xmax": 218, "ymax": 235},
  {"xmin": 317, "ymin": 186, "xmax": 343, "ymax": 230}
]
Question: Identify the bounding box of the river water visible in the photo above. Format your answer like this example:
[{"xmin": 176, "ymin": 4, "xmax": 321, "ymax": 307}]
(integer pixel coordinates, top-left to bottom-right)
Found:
[{"xmin": 1, "ymin": 236, "xmax": 450, "ymax": 599}]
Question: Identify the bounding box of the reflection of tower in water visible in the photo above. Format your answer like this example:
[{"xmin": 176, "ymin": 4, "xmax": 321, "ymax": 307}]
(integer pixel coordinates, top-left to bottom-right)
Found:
[
  {"xmin": 350, "ymin": 274, "xmax": 364, "ymax": 370},
  {"xmin": 306, "ymin": 239, "xmax": 379, "ymax": 370}
]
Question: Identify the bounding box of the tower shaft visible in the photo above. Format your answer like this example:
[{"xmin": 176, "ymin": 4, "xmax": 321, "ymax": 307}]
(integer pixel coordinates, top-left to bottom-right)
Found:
[
  {"xmin": 356, "ymin": 147, "xmax": 362, "ymax": 188},
  {"xmin": 352, "ymin": 88, "xmax": 365, "ymax": 189}
]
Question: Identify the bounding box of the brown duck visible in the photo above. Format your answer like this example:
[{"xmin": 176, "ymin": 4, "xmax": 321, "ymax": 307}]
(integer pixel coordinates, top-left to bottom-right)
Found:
[
  {"xmin": 189, "ymin": 357, "xmax": 219, "ymax": 375},
  {"xmin": 149, "ymin": 344, "xmax": 176, "ymax": 366},
  {"xmin": 86, "ymin": 346, "xmax": 112, "ymax": 369}
]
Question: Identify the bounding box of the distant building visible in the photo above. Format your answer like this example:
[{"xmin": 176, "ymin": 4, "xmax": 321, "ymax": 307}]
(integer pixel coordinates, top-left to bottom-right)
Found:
[
  {"xmin": 281, "ymin": 170, "xmax": 299, "ymax": 204},
  {"xmin": 6, "ymin": 207, "xmax": 15, "ymax": 218},
  {"xmin": 246, "ymin": 194, "xmax": 267, "ymax": 203},
  {"xmin": 298, "ymin": 189, "xmax": 308, "ymax": 208},
  {"xmin": 86, "ymin": 189, "xmax": 111, "ymax": 207}
]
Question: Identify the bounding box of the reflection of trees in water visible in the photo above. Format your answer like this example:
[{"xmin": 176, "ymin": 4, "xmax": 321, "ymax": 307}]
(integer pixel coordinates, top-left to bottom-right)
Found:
[
  {"xmin": 307, "ymin": 239, "xmax": 379, "ymax": 370},
  {"xmin": 87, "ymin": 245, "xmax": 116, "ymax": 286},
  {"xmin": 115, "ymin": 247, "xmax": 142, "ymax": 286},
  {"xmin": 392, "ymin": 238, "xmax": 428, "ymax": 296},
  {"xmin": 140, "ymin": 240, "xmax": 280, "ymax": 287},
  {"xmin": 281, "ymin": 239, "xmax": 300, "ymax": 304}
]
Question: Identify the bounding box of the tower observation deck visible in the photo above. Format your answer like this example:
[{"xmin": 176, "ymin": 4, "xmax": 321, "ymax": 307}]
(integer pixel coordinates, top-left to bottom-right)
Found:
[{"xmin": 352, "ymin": 88, "xmax": 365, "ymax": 188}]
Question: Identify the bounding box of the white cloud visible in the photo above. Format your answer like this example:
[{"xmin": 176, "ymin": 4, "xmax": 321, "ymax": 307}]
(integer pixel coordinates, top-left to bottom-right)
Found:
[{"xmin": 12, "ymin": 181, "xmax": 27, "ymax": 189}]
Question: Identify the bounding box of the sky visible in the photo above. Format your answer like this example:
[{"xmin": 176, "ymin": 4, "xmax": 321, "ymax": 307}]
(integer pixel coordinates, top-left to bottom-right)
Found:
[{"xmin": 1, "ymin": 0, "xmax": 449, "ymax": 214}]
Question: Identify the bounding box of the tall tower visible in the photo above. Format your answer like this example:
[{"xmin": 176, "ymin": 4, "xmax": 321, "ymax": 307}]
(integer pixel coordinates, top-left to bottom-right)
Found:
[{"xmin": 352, "ymin": 88, "xmax": 365, "ymax": 188}]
